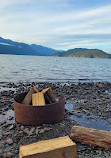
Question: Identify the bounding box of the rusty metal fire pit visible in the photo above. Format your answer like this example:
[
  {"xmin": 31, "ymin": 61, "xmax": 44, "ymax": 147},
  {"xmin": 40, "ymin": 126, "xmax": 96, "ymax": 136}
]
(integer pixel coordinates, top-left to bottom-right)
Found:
[{"xmin": 14, "ymin": 92, "xmax": 65, "ymax": 126}]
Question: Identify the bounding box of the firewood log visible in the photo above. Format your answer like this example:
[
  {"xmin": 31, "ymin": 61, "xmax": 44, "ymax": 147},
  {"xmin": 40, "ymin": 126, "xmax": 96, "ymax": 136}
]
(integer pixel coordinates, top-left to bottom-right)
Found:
[
  {"xmin": 71, "ymin": 126, "xmax": 111, "ymax": 149},
  {"xmin": 42, "ymin": 88, "xmax": 57, "ymax": 104},
  {"xmin": 19, "ymin": 136, "xmax": 77, "ymax": 158},
  {"xmin": 22, "ymin": 87, "xmax": 39, "ymax": 105},
  {"xmin": 32, "ymin": 92, "xmax": 45, "ymax": 106}
]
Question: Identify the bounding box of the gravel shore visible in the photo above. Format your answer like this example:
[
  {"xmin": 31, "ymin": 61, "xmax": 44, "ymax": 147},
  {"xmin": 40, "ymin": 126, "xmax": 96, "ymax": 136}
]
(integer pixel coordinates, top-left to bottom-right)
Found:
[{"xmin": 0, "ymin": 82, "xmax": 111, "ymax": 158}]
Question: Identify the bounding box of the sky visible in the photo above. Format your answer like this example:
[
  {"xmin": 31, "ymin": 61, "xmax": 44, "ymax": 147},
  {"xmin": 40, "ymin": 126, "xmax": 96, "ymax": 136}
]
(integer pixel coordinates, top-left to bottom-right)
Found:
[{"xmin": 0, "ymin": 0, "xmax": 111, "ymax": 52}]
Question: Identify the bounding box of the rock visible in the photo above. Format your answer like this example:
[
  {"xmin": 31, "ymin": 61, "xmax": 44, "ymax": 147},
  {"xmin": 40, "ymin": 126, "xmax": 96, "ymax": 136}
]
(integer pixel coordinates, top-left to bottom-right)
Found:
[
  {"xmin": 3, "ymin": 152, "xmax": 13, "ymax": 158},
  {"xmin": 74, "ymin": 113, "xmax": 82, "ymax": 118},
  {"xmin": 39, "ymin": 129, "xmax": 45, "ymax": 134},
  {"xmin": 15, "ymin": 150, "xmax": 19, "ymax": 154},
  {"xmin": 44, "ymin": 127, "xmax": 52, "ymax": 131},
  {"xmin": 9, "ymin": 124, "xmax": 14, "ymax": 130},
  {"xmin": 2, "ymin": 112, "xmax": 5, "ymax": 115},
  {"xmin": 68, "ymin": 110, "xmax": 74, "ymax": 115},
  {"xmin": 9, "ymin": 116, "xmax": 13, "ymax": 120},
  {"xmin": 4, "ymin": 107, "xmax": 9, "ymax": 111},
  {"xmin": 35, "ymin": 128, "xmax": 39, "ymax": 135},
  {"xmin": 2, "ymin": 123, "xmax": 11, "ymax": 128},
  {"xmin": 3, "ymin": 132, "xmax": 10, "ymax": 136},
  {"xmin": 0, "ymin": 131, "xmax": 2, "ymax": 140},
  {"xmin": 20, "ymin": 125, "xmax": 24, "ymax": 130},
  {"xmin": 23, "ymin": 128, "xmax": 33, "ymax": 136},
  {"xmin": 98, "ymin": 83, "xmax": 103, "ymax": 88},
  {"xmin": 30, "ymin": 127, "xmax": 35, "ymax": 133},
  {"xmin": 7, "ymin": 138, "xmax": 13, "ymax": 145}
]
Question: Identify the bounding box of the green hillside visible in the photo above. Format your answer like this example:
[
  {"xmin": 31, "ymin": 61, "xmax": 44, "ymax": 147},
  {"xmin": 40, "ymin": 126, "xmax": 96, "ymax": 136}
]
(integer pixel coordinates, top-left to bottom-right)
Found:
[{"xmin": 52, "ymin": 48, "xmax": 111, "ymax": 58}]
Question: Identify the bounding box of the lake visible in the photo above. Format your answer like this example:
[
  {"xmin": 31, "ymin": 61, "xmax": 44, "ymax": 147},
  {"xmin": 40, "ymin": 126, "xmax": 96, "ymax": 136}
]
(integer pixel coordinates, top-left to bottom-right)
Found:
[{"xmin": 0, "ymin": 54, "xmax": 111, "ymax": 83}]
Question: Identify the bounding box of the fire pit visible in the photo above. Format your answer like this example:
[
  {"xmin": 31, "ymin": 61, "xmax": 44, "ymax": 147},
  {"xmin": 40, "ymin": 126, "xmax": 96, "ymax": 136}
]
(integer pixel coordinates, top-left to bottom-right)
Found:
[{"xmin": 14, "ymin": 92, "xmax": 65, "ymax": 126}]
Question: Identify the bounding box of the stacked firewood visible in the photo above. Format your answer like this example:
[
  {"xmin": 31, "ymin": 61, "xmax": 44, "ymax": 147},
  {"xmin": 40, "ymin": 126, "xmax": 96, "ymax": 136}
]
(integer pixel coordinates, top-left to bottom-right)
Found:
[{"xmin": 22, "ymin": 87, "xmax": 57, "ymax": 106}]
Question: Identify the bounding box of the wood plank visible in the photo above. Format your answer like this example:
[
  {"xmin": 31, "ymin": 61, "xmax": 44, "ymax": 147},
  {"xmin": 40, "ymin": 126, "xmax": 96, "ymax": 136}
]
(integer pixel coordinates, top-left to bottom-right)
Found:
[
  {"xmin": 71, "ymin": 126, "xmax": 111, "ymax": 149},
  {"xmin": 32, "ymin": 92, "xmax": 45, "ymax": 106},
  {"xmin": 33, "ymin": 87, "xmax": 39, "ymax": 93},
  {"xmin": 22, "ymin": 87, "xmax": 39, "ymax": 105},
  {"xmin": 42, "ymin": 88, "xmax": 57, "ymax": 103},
  {"xmin": 19, "ymin": 136, "xmax": 77, "ymax": 158}
]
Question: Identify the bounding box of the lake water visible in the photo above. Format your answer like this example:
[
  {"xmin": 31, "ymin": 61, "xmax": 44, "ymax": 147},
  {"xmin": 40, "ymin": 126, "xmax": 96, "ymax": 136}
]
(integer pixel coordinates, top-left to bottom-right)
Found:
[{"xmin": 0, "ymin": 54, "xmax": 111, "ymax": 83}]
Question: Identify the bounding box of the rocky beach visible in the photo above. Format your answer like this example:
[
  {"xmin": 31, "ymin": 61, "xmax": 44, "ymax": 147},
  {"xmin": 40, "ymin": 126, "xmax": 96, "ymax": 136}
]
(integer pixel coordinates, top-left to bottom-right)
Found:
[{"xmin": 0, "ymin": 82, "xmax": 111, "ymax": 158}]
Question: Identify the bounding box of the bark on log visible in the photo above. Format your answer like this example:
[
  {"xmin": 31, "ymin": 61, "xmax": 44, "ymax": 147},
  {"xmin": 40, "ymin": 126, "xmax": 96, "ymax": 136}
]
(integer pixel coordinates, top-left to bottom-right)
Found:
[
  {"xmin": 42, "ymin": 88, "xmax": 57, "ymax": 103},
  {"xmin": 22, "ymin": 87, "xmax": 39, "ymax": 105},
  {"xmin": 71, "ymin": 126, "xmax": 111, "ymax": 149}
]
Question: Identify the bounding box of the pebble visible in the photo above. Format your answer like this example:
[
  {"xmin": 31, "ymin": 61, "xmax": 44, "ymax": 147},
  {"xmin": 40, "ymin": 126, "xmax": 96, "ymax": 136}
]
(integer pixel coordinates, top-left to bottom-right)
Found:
[
  {"xmin": 44, "ymin": 127, "xmax": 52, "ymax": 131},
  {"xmin": 9, "ymin": 124, "xmax": 14, "ymax": 130},
  {"xmin": 39, "ymin": 129, "xmax": 45, "ymax": 134},
  {"xmin": 3, "ymin": 132, "xmax": 10, "ymax": 136},
  {"xmin": 23, "ymin": 128, "xmax": 33, "ymax": 136},
  {"xmin": 7, "ymin": 138, "xmax": 13, "ymax": 145},
  {"xmin": 20, "ymin": 125, "xmax": 24, "ymax": 130},
  {"xmin": 35, "ymin": 128, "xmax": 39, "ymax": 135},
  {"xmin": 74, "ymin": 113, "xmax": 82, "ymax": 118},
  {"xmin": 3, "ymin": 152, "xmax": 13, "ymax": 158},
  {"xmin": 0, "ymin": 131, "xmax": 2, "ymax": 140},
  {"xmin": 9, "ymin": 116, "xmax": 13, "ymax": 120}
]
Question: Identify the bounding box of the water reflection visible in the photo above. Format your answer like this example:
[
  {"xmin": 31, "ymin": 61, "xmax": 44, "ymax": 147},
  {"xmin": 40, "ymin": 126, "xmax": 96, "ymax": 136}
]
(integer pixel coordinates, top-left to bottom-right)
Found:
[{"xmin": 65, "ymin": 104, "xmax": 111, "ymax": 131}]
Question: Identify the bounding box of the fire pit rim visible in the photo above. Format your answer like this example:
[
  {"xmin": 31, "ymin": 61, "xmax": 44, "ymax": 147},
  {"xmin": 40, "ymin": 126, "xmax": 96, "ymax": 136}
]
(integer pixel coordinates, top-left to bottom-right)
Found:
[{"xmin": 14, "ymin": 91, "xmax": 65, "ymax": 126}]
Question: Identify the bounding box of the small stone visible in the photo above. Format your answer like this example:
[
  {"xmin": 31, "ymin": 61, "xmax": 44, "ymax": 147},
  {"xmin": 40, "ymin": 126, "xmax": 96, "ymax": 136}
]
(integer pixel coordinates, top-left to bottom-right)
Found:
[
  {"xmin": 9, "ymin": 124, "xmax": 14, "ymax": 130},
  {"xmin": 35, "ymin": 128, "xmax": 39, "ymax": 135},
  {"xmin": 9, "ymin": 116, "xmax": 13, "ymax": 120},
  {"xmin": 21, "ymin": 125, "xmax": 24, "ymax": 130},
  {"xmin": 3, "ymin": 132, "xmax": 10, "ymax": 136},
  {"xmin": 15, "ymin": 150, "xmax": 18, "ymax": 154},
  {"xmin": 2, "ymin": 112, "xmax": 5, "ymax": 115},
  {"xmin": 0, "ymin": 131, "xmax": 2, "ymax": 140},
  {"xmin": 39, "ymin": 129, "xmax": 45, "ymax": 134},
  {"xmin": 23, "ymin": 128, "xmax": 33, "ymax": 136},
  {"xmin": 7, "ymin": 138, "xmax": 13, "ymax": 145},
  {"xmin": 44, "ymin": 127, "xmax": 52, "ymax": 131},
  {"xmin": 74, "ymin": 113, "xmax": 82, "ymax": 118},
  {"xmin": 30, "ymin": 127, "xmax": 35, "ymax": 133},
  {"xmin": 98, "ymin": 83, "xmax": 103, "ymax": 88},
  {"xmin": 3, "ymin": 152, "xmax": 13, "ymax": 158}
]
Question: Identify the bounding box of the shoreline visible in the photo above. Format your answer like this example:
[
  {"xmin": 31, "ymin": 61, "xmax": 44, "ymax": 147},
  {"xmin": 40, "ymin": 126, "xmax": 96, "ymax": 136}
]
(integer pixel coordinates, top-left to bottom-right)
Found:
[{"xmin": 0, "ymin": 82, "xmax": 111, "ymax": 157}]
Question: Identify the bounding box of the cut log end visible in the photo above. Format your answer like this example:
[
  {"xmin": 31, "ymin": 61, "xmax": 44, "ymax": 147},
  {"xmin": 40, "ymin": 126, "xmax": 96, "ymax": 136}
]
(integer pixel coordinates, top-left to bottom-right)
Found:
[{"xmin": 32, "ymin": 92, "xmax": 46, "ymax": 106}]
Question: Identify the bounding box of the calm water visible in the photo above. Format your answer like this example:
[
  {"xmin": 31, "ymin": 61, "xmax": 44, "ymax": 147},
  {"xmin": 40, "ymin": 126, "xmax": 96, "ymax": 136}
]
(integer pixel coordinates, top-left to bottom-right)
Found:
[
  {"xmin": 66, "ymin": 104, "xmax": 111, "ymax": 131},
  {"xmin": 0, "ymin": 54, "xmax": 111, "ymax": 83}
]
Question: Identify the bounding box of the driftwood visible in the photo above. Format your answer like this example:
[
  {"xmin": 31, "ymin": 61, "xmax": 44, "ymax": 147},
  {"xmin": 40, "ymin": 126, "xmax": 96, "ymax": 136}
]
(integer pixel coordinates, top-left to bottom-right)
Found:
[
  {"xmin": 19, "ymin": 136, "xmax": 77, "ymax": 158},
  {"xmin": 22, "ymin": 87, "xmax": 39, "ymax": 105},
  {"xmin": 71, "ymin": 126, "xmax": 111, "ymax": 149},
  {"xmin": 42, "ymin": 88, "xmax": 57, "ymax": 104},
  {"xmin": 32, "ymin": 92, "xmax": 45, "ymax": 106}
]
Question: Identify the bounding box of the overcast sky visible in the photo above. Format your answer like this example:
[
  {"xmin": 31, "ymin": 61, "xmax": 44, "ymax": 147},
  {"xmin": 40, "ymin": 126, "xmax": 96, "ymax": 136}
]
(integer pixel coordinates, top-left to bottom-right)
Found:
[{"xmin": 1, "ymin": 0, "xmax": 111, "ymax": 52}]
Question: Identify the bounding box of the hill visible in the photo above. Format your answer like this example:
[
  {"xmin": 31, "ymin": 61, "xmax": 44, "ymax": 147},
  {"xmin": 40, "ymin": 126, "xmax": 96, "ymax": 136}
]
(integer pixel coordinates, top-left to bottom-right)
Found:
[
  {"xmin": 0, "ymin": 37, "xmax": 58, "ymax": 56},
  {"xmin": 52, "ymin": 48, "xmax": 111, "ymax": 58}
]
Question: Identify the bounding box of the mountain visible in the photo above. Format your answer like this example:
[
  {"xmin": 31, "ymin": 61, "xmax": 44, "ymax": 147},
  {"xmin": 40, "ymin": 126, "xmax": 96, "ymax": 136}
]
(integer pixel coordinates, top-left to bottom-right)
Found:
[
  {"xmin": 52, "ymin": 48, "xmax": 111, "ymax": 58},
  {"xmin": 30, "ymin": 44, "xmax": 58, "ymax": 56},
  {"xmin": 0, "ymin": 37, "xmax": 58, "ymax": 56}
]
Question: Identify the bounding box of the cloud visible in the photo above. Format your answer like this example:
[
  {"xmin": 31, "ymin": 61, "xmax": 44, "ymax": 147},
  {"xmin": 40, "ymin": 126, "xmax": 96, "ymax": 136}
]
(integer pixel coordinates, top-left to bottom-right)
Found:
[{"xmin": 0, "ymin": 0, "xmax": 111, "ymax": 52}]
